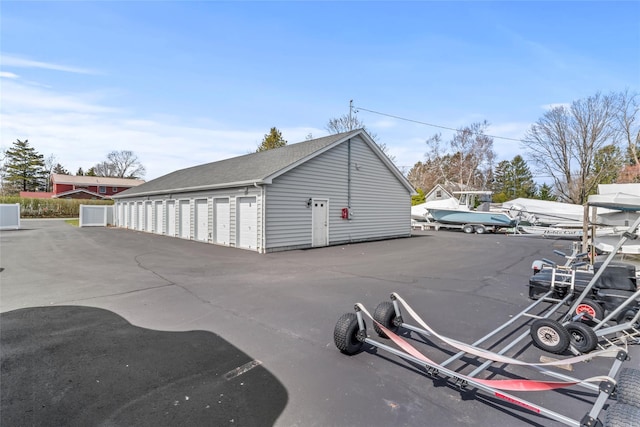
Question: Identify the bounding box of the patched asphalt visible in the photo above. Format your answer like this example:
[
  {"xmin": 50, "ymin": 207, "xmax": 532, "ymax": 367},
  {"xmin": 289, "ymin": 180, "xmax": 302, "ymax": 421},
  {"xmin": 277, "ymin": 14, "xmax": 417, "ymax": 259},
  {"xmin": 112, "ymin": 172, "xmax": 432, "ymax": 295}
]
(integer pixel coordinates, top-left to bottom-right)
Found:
[
  {"xmin": 1, "ymin": 219, "xmax": 639, "ymax": 426},
  {"xmin": 1, "ymin": 305, "xmax": 286, "ymax": 427}
]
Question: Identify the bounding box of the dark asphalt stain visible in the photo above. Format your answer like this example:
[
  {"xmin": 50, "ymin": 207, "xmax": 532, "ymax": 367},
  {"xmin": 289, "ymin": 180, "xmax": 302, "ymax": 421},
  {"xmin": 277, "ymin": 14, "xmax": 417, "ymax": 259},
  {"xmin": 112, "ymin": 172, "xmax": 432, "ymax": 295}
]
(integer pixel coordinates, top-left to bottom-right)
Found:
[{"xmin": 1, "ymin": 306, "xmax": 287, "ymax": 427}]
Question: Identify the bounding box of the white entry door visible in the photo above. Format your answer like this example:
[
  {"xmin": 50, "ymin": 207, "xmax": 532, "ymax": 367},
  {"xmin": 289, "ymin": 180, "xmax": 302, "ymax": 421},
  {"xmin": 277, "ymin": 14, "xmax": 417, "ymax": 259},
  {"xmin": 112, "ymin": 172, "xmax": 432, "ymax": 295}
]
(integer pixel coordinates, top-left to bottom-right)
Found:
[
  {"xmin": 195, "ymin": 199, "xmax": 209, "ymax": 242},
  {"xmin": 137, "ymin": 203, "xmax": 144, "ymax": 230},
  {"xmin": 145, "ymin": 202, "xmax": 153, "ymax": 232},
  {"xmin": 154, "ymin": 201, "xmax": 164, "ymax": 234},
  {"xmin": 166, "ymin": 200, "xmax": 176, "ymax": 236},
  {"xmin": 179, "ymin": 200, "xmax": 190, "ymax": 239},
  {"xmin": 214, "ymin": 199, "xmax": 230, "ymax": 245},
  {"xmin": 237, "ymin": 197, "xmax": 257, "ymax": 250},
  {"xmin": 312, "ymin": 199, "xmax": 328, "ymax": 247}
]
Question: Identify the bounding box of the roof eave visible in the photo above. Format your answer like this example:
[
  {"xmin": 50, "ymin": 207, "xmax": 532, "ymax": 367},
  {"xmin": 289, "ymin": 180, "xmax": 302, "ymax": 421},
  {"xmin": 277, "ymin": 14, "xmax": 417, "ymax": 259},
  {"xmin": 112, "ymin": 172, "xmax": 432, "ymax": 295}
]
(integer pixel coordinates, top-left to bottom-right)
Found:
[{"xmin": 112, "ymin": 179, "xmax": 268, "ymax": 199}]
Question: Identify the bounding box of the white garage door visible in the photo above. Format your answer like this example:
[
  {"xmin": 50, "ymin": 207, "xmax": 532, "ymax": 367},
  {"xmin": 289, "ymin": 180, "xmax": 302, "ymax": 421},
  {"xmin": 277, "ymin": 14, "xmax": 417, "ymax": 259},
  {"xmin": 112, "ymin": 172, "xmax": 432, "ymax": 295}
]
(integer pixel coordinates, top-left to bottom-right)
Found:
[
  {"xmin": 166, "ymin": 200, "xmax": 176, "ymax": 236},
  {"xmin": 145, "ymin": 202, "xmax": 153, "ymax": 232},
  {"xmin": 127, "ymin": 203, "xmax": 133, "ymax": 228},
  {"xmin": 154, "ymin": 201, "xmax": 164, "ymax": 234},
  {"xmin": 194, "ymin": 199, "xmax": 209, "ymax": 242},
  {"xmin": 179, "ymin": 200, "xmax": 190, "ymax": 239},
  {"xmin": 237, "ymin": 197, "xmax": 257, "ymax": 250},
  {"xmin": 117, "ymin": 203, "xmax": 124, "ymax": 227},
  {"xmin": 214, "ymin": 199, "xmax": 229, "ymax": 245},
  {"xmin": 137, "ymin": 203, "xmax": 144, "ymax": 230}
]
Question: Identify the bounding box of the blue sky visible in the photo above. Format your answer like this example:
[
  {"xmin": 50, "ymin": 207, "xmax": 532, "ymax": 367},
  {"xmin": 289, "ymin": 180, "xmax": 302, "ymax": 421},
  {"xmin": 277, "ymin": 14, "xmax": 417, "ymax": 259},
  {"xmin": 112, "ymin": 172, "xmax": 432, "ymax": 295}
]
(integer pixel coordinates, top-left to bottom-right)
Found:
[{"xmin": 1, "ymin": 1, "xmax": 638, "ymax": 182}]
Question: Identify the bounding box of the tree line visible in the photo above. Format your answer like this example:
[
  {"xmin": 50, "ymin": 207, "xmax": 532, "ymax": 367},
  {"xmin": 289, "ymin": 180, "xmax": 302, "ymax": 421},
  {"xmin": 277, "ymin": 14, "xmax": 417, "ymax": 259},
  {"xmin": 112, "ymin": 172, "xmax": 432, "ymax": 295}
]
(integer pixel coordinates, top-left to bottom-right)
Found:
[
  {"xmin": 408, "ymin": 90, "xmax": 639, "ymax": 205},
  {"xmin": 0, "ymin": 140, "xmax": 145, "ymax": 195}
]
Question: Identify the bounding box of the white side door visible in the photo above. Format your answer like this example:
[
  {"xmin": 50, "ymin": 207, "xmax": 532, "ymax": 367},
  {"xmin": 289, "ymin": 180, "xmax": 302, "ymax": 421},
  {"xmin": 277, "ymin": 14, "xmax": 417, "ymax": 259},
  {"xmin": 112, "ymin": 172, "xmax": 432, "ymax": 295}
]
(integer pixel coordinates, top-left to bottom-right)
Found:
[{"xmin": 312, "ymin": 199, "xmax": 328, "ymax": 247}]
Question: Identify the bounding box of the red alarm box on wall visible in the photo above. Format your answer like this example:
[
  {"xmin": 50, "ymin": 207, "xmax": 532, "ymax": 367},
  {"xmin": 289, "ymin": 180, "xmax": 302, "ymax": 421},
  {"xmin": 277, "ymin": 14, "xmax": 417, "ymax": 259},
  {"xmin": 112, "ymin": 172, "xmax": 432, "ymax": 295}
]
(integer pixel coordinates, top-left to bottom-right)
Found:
[{"xmin": 341, "ymin": 208, "xmax": 349, "ymax": 219}]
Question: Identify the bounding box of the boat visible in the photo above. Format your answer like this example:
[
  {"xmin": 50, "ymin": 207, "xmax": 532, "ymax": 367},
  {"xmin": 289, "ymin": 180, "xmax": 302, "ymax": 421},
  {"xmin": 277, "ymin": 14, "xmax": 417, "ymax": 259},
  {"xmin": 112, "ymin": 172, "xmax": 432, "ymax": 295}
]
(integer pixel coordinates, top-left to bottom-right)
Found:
[
  {"xmin": 411, "ymin": 197, "xmax": 460, "ymax": 221},
  {"xmin": 428, "ymin": 208, "xmax": 516, "ymax": 228},
  {"xmin": 588, "ymin": 192, "xmax": 640, "ymax": 256},
  {"xmin": 427, "ymin": 191, "xmax": 517, "ymax": 231},
  {"xmin": 501, "ymin": 198, "xmax": 586, "ymax": 227}
]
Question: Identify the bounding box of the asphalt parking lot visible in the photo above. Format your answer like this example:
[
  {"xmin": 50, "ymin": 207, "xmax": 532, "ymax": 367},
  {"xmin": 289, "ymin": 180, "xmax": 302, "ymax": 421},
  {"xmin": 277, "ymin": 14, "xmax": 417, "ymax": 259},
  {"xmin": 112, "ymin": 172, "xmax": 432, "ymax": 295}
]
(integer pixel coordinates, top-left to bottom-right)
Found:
[{"xmin": 1, "ymin": 220, "xmax": 638, "ymax": 426}]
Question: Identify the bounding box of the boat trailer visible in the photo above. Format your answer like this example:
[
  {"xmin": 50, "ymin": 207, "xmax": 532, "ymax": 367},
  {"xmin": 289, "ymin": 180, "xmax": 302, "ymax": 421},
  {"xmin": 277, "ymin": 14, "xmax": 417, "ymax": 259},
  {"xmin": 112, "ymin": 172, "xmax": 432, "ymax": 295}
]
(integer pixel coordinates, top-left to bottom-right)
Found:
[
  {"xmin": 334, "ymin": 292, "xmax": 639, "ymax": 426},
  {"xmin": 334, "ymin": 217, "xmax": 640, "ymax": 426}
]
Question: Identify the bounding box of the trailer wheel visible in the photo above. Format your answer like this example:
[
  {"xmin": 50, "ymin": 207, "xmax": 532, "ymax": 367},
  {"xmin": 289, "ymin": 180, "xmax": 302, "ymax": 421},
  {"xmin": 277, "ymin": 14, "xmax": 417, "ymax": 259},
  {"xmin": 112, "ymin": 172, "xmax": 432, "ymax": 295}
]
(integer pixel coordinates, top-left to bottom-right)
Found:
[
  {"xmin": 565, "ymin": 321, "xmax": 598, "ymax": 353},
  {"xmin": 605, "ymin": 403, "xmax": 640, "ymax": 427},
  {"xmin": 530, "ymin": 319, "xmax": 570, "ymax": 354},
  {"xmin": 617, "ymin": 368, "xmax": 640, "ymax": 408},
  {"xmin": 475, "ymin": 225, "xmax": 486, "ymax": 234},
  {"xmin": 462, "ymin": 224, "xmax": 475, "ymax": 234},
  {"xmin": 334, "ymin": 313, "xmax": 365, "ymax": 355},
  {"xmin": 373, "ymin": 301, "xmax": 398, "ymax": 338},
  {"xmin": 616, "ymin": 309, "xmax": 640, "ymax": 328},
  {"xmin": 575, "ymin": 298, "xmax": 604, "ymax": 325}
]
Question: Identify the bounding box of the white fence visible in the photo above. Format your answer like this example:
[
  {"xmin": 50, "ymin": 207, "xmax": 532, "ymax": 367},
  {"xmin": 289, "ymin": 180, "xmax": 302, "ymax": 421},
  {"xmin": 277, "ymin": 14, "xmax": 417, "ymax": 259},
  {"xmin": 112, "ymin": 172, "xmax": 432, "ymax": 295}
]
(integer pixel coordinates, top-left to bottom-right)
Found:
[
  {"xmin": 79, "ymin": 205, "xmax": 114, "ymax": 227},
  {"xmin": 0, "ymin": 204, "xmax": 21, "ymax": 230}
]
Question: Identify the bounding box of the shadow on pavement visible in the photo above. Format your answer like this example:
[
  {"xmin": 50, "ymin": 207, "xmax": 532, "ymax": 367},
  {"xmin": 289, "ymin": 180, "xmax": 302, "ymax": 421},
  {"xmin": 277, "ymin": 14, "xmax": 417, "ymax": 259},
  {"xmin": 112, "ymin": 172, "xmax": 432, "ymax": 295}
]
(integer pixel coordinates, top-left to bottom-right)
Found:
[{"xmin": 1, "ymin": 306, "xmax": 287, "ymax": 426}]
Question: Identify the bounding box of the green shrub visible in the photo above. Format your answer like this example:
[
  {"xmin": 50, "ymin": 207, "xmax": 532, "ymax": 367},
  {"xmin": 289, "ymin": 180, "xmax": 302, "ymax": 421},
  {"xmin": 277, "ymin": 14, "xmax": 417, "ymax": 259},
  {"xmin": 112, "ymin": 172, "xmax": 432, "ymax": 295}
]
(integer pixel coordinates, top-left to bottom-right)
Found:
[{"xmin": 0, "ymin": 197, "xmax": 113, "ymax": 218}]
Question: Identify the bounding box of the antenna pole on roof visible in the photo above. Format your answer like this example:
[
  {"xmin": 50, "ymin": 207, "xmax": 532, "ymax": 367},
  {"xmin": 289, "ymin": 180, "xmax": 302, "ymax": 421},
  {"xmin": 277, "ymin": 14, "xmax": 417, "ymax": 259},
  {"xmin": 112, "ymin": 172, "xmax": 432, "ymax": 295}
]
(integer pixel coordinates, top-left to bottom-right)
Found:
[{"xmin": 349, "ymin": 99, "xmax": 353, "ymax": 131}]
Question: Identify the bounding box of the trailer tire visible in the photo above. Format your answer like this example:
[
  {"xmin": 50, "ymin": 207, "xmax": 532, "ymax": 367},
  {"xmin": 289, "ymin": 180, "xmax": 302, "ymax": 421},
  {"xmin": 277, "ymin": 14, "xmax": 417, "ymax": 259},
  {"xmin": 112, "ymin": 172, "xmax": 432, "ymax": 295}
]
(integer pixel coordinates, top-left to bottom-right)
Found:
[
  {"xmin": 530, "ymin": 319, "xmax": 570, "ymax": 354},
  {"xmin": 565, "ymin": 321, "xmax": 598, "ymax": 353},
  {"xmin": 605, "ymin": 403, "xmax": 640, "ymax": 427},
  {"xmin": 575, "ymin": 298, "xmax": 605, "ymax": 325},
  {"xmin": 373, "ymin": 301, "xmax": 398, "ymax": 338},
  {"xmin": 616, "ymin": 309, "xmax": 640, "ymax": 328},
  {"xmin": 475, "ymin": 225, "xmax": 486, "ymax": 234},
  {"xmin": 617, "ymin": 368, "xmax": 640, "ymax": 408},
  {"xmin": 334, "ymin": 313, "xmax": 365, "ymax": 355},
  {"xmin": 462, "ymin": 224, "xmax": 475, "ymax": 234}
]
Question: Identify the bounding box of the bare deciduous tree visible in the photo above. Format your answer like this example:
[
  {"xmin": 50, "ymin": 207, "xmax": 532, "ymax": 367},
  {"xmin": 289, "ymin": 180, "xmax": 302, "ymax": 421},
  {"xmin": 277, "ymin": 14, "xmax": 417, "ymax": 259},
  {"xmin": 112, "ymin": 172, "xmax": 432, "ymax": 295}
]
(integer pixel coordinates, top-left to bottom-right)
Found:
[
  {"xmin": 524, "ymin": 92, "xmax": 620, "ymax": 204},
  {"xmin": 93, "ymin": 151, "xmax": 145, "ymax": 179},
  {"xmin": 325, "ymin": 114, "xmax": 396, "ymax": 163},
  {"xmin": 408, "ymin": 123, "xmax": 496, "ymax": 193}
]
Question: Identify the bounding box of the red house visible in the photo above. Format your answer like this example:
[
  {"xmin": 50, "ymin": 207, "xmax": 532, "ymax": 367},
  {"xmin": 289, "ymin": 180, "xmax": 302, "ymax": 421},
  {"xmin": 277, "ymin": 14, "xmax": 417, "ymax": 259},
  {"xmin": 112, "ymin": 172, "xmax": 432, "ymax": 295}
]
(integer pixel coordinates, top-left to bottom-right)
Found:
[{"xmin": 48, "ymin": 174, "xmax": 145, "ymax": 199}]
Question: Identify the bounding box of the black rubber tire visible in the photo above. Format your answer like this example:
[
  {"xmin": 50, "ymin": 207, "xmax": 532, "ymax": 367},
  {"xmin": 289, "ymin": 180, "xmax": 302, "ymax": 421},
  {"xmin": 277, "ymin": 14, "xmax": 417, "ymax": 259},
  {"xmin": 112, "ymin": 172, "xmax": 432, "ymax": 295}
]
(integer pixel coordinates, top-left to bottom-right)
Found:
[
  {"xmin": 372, "ymin": 301, "xmax": 398, "ymax": 338},
  {"xmin": 530, "ymin": 318, "xmax": 571, "ymax": 354},
  {"xmin": 565, "ymin": 321, "xmax": 598, "ymax": 353},
  {"xmin": 605, "ymin": 403, "xmax": 640, "ymax": 427},
  {"xmin": 462, "ymin": 224, "xmax": 475, "ymax": 234},
  {"xmin": 616, "ymin": 309, "xmax": 640, "ymax": 327},
  {"xmin": 475, "ymin": 225, "xmax": 486, "ymax": 234},
  {"xmin": 617, "ymin": 368, "xmax": 640, "ymax": 408},
  {"xmin": 334, "ymin": 313, "xmax": 365, "ymax": 355},
  {"xmin": 575, "ymin": 298, "xmax": 605, "ymax": 324}
]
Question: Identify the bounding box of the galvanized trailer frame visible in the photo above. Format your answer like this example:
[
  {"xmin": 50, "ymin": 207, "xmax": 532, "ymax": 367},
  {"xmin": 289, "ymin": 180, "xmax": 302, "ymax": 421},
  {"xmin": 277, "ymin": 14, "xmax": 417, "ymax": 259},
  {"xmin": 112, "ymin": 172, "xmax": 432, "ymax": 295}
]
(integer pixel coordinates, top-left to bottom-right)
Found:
[{"xmin": 337, "ymin": 292, "xmax": 630, "ymax": 427}]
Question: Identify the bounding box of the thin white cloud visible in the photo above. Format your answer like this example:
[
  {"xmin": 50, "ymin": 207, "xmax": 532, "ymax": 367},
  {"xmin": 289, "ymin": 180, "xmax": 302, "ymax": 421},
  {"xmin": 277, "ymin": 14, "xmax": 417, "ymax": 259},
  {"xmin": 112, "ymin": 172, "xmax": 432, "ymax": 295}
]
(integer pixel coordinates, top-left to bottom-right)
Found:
[
  {"xmin": 0, "ymin": 78, "xmax": 325, "ymax": 180},
  {"xmin": 1, "ymin": 54, "xmax": 97, "ymax": 74},
  {"xmin": 0, "ymin": 71, "xmax": 19, "ymax": 79}
]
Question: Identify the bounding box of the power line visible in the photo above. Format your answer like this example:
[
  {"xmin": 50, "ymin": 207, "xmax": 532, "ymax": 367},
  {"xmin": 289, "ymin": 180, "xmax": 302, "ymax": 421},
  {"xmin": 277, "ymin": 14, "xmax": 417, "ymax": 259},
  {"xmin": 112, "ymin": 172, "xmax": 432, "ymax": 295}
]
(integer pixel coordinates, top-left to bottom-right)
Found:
[{"xmin": 354, "ymin": 105, "xmax": 533, "ymax": 144}]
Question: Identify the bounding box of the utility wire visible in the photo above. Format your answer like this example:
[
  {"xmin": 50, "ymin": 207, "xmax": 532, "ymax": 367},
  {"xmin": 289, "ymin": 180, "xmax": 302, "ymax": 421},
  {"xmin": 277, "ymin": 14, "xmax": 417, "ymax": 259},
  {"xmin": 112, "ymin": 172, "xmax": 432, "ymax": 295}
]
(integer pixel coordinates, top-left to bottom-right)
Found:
[{"xmin": 354, "ymin": 105, "xmax": 533, "ymax": 144}]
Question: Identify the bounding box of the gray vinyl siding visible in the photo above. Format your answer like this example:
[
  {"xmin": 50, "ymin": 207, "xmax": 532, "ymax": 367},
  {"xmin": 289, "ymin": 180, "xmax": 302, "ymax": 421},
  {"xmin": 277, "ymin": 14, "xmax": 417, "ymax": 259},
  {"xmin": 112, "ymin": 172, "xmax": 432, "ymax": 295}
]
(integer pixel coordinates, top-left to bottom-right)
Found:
[{"xmin": 264, "ymin": 135, "xmax": 411, "ymax": 251}]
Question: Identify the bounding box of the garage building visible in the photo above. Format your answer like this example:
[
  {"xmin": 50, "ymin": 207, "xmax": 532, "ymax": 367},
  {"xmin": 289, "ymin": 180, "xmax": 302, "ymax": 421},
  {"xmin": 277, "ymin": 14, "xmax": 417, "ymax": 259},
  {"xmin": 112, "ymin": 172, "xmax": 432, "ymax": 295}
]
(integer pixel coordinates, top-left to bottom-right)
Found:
[{"xmin": 112, "ymin": 129, "xmax": 416, "ymax": 253}]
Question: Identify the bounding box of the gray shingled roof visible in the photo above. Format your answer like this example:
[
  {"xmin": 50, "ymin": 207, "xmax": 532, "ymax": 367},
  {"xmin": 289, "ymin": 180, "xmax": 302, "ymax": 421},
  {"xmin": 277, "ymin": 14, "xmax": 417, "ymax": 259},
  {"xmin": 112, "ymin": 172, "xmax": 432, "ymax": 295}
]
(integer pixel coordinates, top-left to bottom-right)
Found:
[{"xmin": 114, "ymin": 129, "xmax": 364, "ymax": 198}]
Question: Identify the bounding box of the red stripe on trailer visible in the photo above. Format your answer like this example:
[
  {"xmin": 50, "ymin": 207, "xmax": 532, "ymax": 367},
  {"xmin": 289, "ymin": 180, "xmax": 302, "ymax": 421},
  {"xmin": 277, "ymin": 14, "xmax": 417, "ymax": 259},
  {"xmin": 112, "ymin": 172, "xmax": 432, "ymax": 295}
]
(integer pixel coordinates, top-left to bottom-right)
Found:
[
  {"xmin": 495, "ymin": 392, "xmax": 541, "ymax": 413},
  {"xmin": 367, "ymin": 308, "xmax": 606, "ymax": 392}
]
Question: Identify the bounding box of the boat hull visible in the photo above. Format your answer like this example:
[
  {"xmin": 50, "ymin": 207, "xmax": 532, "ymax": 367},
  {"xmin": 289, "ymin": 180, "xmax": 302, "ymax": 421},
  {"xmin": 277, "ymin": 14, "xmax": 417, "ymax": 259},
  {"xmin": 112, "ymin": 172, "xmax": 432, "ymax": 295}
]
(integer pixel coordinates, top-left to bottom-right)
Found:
[{"xmin": 428, "ymin": 209, "xmax": 515, "ymax": 227}]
